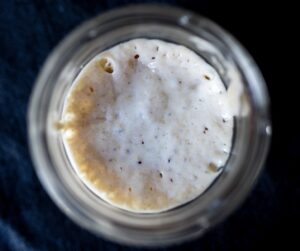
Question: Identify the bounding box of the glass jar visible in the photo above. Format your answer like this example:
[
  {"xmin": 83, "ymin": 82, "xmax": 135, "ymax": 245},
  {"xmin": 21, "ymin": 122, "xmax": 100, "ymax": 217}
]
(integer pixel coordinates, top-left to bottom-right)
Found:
[{"xmin": 28, "ymin": 4, "xmax": 271, "ymax": 246}]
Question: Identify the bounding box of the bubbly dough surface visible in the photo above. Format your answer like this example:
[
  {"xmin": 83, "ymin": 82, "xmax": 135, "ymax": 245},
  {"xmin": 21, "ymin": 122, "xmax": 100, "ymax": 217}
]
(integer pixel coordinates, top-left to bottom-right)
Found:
[{"xmin": 61, "ymin": 39, "xmax": 233, "ymax": 212}]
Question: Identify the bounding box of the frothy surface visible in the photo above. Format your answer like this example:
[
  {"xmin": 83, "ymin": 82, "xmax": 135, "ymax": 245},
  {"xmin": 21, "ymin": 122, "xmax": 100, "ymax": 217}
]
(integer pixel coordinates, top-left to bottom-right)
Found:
[{"xmin": 61, "ymin": 39, "xmax": 234, "ymax": 212}]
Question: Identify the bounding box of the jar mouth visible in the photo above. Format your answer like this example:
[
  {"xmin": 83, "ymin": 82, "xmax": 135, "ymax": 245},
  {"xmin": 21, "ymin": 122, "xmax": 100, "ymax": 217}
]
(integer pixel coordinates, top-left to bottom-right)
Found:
[{"xmin": 28, "ymin": 4, "xmax": 271, "ymax": 246}]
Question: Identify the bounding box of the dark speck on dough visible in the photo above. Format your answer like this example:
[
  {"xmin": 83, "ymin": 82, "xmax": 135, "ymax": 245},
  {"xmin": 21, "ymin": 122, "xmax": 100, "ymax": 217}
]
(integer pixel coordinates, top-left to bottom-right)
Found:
[
  {"xmin": 204, "ymin": 74, "xmax": 211, "ymax": 80},
  {"xmin": 138, "ymin": 161, "xmax": 142, "ymax": 165},
  {"xmin": 168, "ymin": 158, "xmax": 171, "ymax": 163},
  {"xmin": 170, "ymin": 178, "xmax": 173, "ymax": 183},
  {"xmin": 159, "ymin": 172, "xmax": 163, "ymax": 178},
  {"xmin": 208, "ymin": 163, "xmax": 218, "ymax": 172},
  {"xmin": 152, "ymin": 57, "xmax": 155, "ymax": 59},
  {"xmin": 222, "ymin": 118, "xmax": 226, "ymax": 123},
  {"xmin": 134, "ymin": 54, "xmax": 139, "ymax": 59}
]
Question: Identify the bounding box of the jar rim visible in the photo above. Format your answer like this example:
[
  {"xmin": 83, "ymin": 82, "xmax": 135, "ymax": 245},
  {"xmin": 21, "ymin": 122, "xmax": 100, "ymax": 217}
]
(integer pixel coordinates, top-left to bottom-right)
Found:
[{"xmin": 28, "ymin": 4, "xmax": 271, "ymax": 246}]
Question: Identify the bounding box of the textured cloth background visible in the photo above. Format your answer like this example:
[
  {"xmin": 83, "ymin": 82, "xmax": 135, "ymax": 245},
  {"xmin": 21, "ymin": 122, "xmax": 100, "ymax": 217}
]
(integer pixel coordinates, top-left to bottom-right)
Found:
[{"xmin": 0, "ymin": 0, "xmax": 298, "ymax": 250}]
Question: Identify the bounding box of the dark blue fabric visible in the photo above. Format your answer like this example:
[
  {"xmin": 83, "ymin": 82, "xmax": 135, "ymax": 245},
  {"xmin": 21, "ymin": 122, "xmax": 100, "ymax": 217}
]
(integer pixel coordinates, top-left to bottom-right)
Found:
[{"xmin": 0, "ymin": 1, "xmax": 298, "ymax": 250}]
